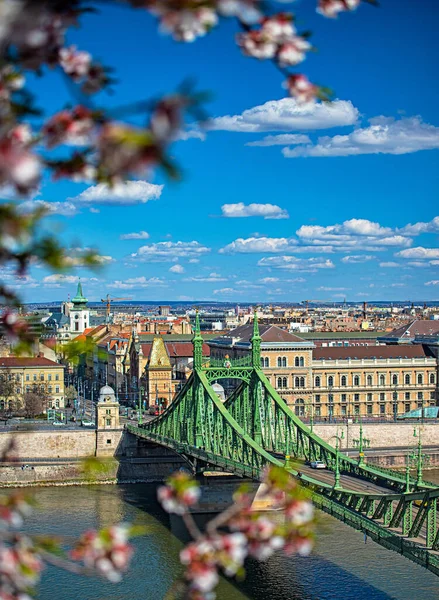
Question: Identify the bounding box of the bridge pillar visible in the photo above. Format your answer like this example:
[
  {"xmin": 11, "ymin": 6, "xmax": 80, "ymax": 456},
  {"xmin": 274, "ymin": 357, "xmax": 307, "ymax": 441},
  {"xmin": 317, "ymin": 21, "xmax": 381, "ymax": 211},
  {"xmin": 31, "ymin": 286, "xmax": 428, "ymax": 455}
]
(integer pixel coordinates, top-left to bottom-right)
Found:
[
  {"xmin": 402, "ymin": 501, "xmax": 413, "ymax": 536},
  {"xmin": 426, "ymin": 498, "xmax": 437, "ymax": 548},
  {"xmin": 383, "ymin": 501, "xmax": 393, "ymax": 526}
]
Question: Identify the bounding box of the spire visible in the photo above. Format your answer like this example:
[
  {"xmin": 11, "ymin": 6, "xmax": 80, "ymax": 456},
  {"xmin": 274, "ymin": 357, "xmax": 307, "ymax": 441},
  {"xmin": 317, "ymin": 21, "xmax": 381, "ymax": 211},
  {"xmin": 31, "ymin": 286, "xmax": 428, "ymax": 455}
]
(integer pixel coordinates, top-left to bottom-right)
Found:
[
  {"xmin": 72, "ymin": 278, "xmax": 88, "ymax": 308},
  {"xmin": 192, "ymin": 309, "xmax": 203, "ymax": 370},
  {"xmin": 251, "ymin": 308, "xmax": 261, "ymax": 368}
]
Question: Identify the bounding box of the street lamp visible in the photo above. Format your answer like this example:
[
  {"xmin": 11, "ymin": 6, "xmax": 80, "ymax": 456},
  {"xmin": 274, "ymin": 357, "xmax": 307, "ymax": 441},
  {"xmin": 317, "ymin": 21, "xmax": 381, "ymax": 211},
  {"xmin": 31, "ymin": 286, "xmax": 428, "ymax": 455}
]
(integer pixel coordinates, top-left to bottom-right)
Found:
[
  {"xmin": 352, "ymin": 420, "xmax": 371, "ymax": 467},
  {"xmin": 412, "ymin": 426, "xmax": 430, "ymax": 487},
  {"xmin": 331, "ymin": 430, "xmax": 344, "ymax": 490},
  {"xmin": 138, "ymin": 386, "xmax": 144, "ymax": 425}
]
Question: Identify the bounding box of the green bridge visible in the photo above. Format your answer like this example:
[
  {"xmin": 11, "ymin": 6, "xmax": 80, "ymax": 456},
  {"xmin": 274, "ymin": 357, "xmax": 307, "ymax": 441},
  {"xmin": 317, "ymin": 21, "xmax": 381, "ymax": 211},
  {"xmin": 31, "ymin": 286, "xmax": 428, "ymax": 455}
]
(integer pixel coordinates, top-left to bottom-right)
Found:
[{"xmin": 128, "ymin": 314, "xmax": 439, "ymax": 576}]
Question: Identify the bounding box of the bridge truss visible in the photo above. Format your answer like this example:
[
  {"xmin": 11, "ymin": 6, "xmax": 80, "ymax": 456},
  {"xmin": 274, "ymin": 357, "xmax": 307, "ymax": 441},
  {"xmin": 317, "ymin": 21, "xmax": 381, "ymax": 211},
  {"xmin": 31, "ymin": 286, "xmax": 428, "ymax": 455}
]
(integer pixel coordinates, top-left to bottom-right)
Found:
[{"xmin": 128, "ymin": 314, "xmax": 439, "ymax": 576}]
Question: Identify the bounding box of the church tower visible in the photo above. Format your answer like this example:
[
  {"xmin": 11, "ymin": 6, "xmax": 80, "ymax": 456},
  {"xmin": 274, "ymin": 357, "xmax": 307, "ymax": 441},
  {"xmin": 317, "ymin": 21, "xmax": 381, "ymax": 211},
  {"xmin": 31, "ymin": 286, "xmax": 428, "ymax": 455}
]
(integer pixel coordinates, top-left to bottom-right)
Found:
[{"xmin": 69, "ymin": 279, "xmax": 90, "ymax": 334}]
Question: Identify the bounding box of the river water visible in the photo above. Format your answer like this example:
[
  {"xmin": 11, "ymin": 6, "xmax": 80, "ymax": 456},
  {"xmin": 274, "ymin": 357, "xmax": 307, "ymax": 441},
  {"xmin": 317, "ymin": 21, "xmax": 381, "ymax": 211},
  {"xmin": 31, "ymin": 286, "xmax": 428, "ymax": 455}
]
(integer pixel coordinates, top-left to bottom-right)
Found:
[{"xmin": 21, "ymin": 472, "xmax": 439, "ymax": 600}]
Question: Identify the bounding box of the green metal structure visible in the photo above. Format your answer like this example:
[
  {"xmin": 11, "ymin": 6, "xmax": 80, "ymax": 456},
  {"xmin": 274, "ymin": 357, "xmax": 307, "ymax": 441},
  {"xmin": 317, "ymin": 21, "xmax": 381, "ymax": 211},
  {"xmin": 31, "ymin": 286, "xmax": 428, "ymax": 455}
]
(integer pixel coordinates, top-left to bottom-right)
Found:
[{"xmin": 128, "ymin": 313, "xmax": 439, "ymax": 576}]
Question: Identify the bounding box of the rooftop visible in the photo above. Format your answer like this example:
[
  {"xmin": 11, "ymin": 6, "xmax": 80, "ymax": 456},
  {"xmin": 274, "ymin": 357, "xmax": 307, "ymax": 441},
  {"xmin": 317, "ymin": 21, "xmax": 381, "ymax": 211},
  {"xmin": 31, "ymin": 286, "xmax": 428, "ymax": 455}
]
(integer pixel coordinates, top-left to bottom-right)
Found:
[
  {"xmin": 0, "ymin": 357, "xmax": 64, "ymax": 368},
  {"xmin": 313, "ymin": 345, "xmax": 432, "ymax": 361},
  {"xmin": 210, "ymin": 324, "xmax": 312, "ymax": 347}
]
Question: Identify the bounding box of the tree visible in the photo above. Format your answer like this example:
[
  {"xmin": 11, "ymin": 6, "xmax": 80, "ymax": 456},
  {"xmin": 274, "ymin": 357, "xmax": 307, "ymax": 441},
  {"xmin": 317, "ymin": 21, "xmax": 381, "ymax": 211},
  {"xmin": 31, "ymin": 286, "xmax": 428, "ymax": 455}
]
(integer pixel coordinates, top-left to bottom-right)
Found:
[
  {"xmin": 23, "ymin": 390, "xmax": 47, "ymax": 418},
  {"xmin": 0, "ymin": 370, "xmax": 19, "ymax": 414},
  {"xmin": 65, "ymin": 385, "xmax": 78, "ymax": 408}
]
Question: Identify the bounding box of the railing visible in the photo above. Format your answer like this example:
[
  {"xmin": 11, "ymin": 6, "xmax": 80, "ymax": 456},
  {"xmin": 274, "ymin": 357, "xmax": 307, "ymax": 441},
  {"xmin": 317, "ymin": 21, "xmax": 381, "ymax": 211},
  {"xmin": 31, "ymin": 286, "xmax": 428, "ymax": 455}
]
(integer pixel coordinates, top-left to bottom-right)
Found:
[{"xmin": 204, "ymin": 355, "xmax": 253, "ymax": 368}]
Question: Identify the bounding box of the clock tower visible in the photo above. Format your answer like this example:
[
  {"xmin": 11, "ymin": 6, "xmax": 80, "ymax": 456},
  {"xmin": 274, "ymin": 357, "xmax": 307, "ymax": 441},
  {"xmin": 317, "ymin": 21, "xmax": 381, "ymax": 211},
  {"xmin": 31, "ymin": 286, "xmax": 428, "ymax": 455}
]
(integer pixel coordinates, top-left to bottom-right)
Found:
[{"xmin": 69, "ymin": 279, "xmax": 90, "ymax": 334}]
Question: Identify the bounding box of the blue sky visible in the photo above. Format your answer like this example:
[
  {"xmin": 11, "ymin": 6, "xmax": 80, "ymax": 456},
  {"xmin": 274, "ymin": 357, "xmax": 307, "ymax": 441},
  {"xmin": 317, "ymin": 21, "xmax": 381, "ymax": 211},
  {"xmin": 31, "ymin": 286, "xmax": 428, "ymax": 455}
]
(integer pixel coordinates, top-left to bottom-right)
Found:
[{"xmin": 5, "ymin": 0, "xmax": 439, "ymax": 303}]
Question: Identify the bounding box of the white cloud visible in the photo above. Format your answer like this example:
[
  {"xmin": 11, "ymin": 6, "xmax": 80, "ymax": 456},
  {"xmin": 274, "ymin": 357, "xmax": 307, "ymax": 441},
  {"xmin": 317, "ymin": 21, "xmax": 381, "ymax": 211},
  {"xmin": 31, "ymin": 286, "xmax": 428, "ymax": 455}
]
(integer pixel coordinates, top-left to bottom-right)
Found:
[
  {"xmin": 221, "ymin": 203, "xmax": 289, "ymax": 220},
  {"xmin": 399, "ymin": 216, "xmax": 439, "ymax": 235},
  {"xmin": 131, "ymin": 241, "xmax": 210, "ymax": 262},
  {"xmin": 89, "ymin": 207, "xmax": 100, "ymax": 214},
  {"xmin": 425, "ymin": 280, "xmax": 439, "ymax": 286},
  {"xmin": 213, "ymin": 288, "xmax": 242, "ymax": 295},
  {"xmin": 209, "ymin": 99, "xmax": 359, "ymax": 133},
  {"xmin": 109, "ymin": 277, "xmax": 167, "ymax": 289},
  {"xmin": 257, "ymin": 256, "xmax": 335, "ymax": 271},
  {"xmin": 396, "ymin": 247, "xmax": 439, "ymax": 259},
  {"xmin": 43, "ymin": 274, "xmax": 79, "ymax": 285},
  {"xmin": 175, "ymin": 129, "xmax": 206, "ymax": 141},
  {"xmin": 18, "ymin": 200, "xmax": 78, "ymax": 217},
  {"xmin": 317, "ymin": 286, "xmax": 350, "ymax": 291},
  {"xmin": 246, "ymin": 134, "xmax": 311, "ymax": 147},
  {"xmin": 220, "ymin": 237, "xmax": 295, "ymax": 254},
  {"xmin": 120, "ymin": 231, "xmax": 150, "ymax": 240},
  {"xmin": 379, "ymin": 261, "xmax": 400, "ymax": 267},
  {"xmin": 341, "ymin": 255, "xmax": 374, "ymax": 264},
  {"xmin": 169, "ymin": 264, "xmax": 185, "ymax": 273},
  {"xmin": 390, "ymin": 283, "xmax": 406, "ymax": 287},
  {"xmin": 184, "ymin": 273, "xmax": 227, "ymax": 282},
  {"xmin": 68, "ymin": 181, "xmax": 163, "ymax": 205},
  {"xmin": 258, "ymin": 277, "xmax": 279, "ymax": 283},
  {"xmin": 283, "ymin": 116, "xmax": 439, "ymax": 158}
]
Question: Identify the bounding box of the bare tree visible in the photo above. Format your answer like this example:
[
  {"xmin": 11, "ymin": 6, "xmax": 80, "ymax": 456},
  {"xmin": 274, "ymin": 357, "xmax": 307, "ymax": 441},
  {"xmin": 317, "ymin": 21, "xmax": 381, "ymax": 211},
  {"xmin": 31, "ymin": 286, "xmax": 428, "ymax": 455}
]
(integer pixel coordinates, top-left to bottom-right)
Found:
[
  {"xmin": 0, "ymin": 369, "xmax": 19, "ymax": 415},
  {"xmin": 23, "ymin": 388, "xmax": 48, "ymax": 418}
]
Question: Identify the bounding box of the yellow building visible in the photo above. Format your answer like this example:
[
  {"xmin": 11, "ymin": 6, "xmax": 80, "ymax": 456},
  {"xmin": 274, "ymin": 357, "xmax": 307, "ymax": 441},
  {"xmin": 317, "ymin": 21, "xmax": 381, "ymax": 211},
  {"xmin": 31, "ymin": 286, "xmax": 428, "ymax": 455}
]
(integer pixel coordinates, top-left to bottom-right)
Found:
[
  {"xmin": 208, "ymin": 324, "xmax": 438, "ymax": 420},
  {"xmin": 0, "ymin": 357, "xmax": 65, "ymax": 410}
]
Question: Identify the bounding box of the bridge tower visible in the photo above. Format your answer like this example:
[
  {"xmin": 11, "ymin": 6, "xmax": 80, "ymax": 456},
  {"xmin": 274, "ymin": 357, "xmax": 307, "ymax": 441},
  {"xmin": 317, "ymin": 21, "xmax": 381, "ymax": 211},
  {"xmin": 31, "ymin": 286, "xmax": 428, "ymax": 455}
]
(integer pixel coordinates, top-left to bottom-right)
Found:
[
  {"xmin": 192, "ymin": 310, "xmax": 205, "ymax": 447},
  {"xmin": 251, "ymin": 309, "xmax": 262, "ymax": 368}
]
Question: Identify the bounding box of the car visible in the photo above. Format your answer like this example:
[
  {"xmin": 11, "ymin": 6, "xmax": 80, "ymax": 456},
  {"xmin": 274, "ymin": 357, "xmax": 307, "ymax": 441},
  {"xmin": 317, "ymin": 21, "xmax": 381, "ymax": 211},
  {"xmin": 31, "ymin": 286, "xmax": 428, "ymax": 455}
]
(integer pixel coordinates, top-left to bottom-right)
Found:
[
  {"xmin": 81, "ymin": 420, "xmax": 95, "ymax": 427},
  {"xmin": 52, "ymin": 421, "xmax": 65, "ymax": 426},
  {"xmin": 310, "ymin": 460, "xmax": 326, "ymax": 469}
]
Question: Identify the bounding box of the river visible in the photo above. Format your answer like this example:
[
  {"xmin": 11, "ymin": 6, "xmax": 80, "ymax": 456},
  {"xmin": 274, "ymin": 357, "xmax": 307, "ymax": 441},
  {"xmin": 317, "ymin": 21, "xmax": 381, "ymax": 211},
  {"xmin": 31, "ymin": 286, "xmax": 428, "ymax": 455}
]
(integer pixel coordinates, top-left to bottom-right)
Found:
[{"xmin": 20, "ymin": 473, "xmax": 439, "ymax": 600}]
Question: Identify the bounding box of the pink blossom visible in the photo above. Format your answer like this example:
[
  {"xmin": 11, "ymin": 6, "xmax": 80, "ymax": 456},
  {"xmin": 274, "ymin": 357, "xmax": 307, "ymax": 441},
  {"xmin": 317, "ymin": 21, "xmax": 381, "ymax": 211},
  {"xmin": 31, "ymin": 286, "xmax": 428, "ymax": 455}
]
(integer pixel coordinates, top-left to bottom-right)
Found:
[
  {"xmin": 157, "ymin": 473, "xmax": 201, "ymax": 515},
  {"xmin": 158, "ymin": 7, "xmax": 218, "ymax": 42},
  {"xmin": 237, "ymin": 30, "xmax": 277, "ymax": 59},
  {"xmin": 43, "ymin": 106, "xmax": 94, "ymax": 148},
  {"xmin": 261, "ymin": 14, "xmax": 296, "ymax": 44},
  {"xmin": 59, "ymin": 46, "xmax": 91, "ymax": 80},
  {"xmin": 0, "ymin": 126, "xmax": 39, "ymax": 194},
  {"xmin": 284, "ymin": 74, "xmax": 318, "ymax": 104},
  {"xmin": 277, "ymin": 37, "xmax": 311, "ymax": 67},
  {"xmin": 317, "ymin": 0, "xmax": 361, "ymax": 18}
]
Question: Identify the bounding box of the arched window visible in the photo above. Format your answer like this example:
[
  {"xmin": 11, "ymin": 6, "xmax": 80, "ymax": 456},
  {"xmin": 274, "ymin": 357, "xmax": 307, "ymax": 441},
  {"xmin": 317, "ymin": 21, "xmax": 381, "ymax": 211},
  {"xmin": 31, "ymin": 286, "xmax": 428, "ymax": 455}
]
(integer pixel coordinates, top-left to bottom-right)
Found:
[
  {"xmin": 295, "ymin": 398, "xmax": 305, "ymax": 417},
  {"xmin": 430, "ymin": 373, "xmax": 435, "ymax": 384},
  {"xmin": 367, "ymin": 375, "xmax": 373, "ymax": 386},
  {"xmin": 392, "ymin": 374, "xmax": 398, "ymax": 385},
  {"xmin": 341, "ymin": 375, "xmax": 347, "ymax": 387},
  {"xmin": 417, "ymin": 373, "xmax": 423, "ymax": 385},
  {"xmin": 299, "ymin": 357, "xmax": 304, "ymax": 367},
  {"xmin": 315, "ymin": 376, "xmax": 321, "ymax": 388},
  {"xmin": 277, "ymin": 357, "xmax": 282, "ymax": 367},
  {"xmin": 379, "ymin": 374, "xmax": 385, "ymax": 386},
  {"xmin": 328, "ymin": 375, "xmax": 334, "ymax": 388},
  {"xmin": 282, "ymin": 377, "xmax": 288, "ymax": 389},
  {"xmin": 282, "ymin": 357, "xmax": 287, "ymax": 368},
  {"xmin": 277, "ymin": 377, "xmax": 283, "ymax": 389},
  {"xmin": 260, "ymin": 357, "xmax": 264, "ymax": 368},
  {"xmin": 300, "ymin": 377, "xmax": 305, "ymax": 388},
  {"xmin": 295, "ymin": 377, "xmax": 300, "ymax": 388},
  {"xmin": 295, "ymin": 357, "xmax": 299, "ymax": 367},
  {"xmin": 261, "ymin": 357, "xmax": 269, "ymax": 368},
  {"xmin": 354, "ymin": 375, "xmax": 360, "ymax": 386},
  {"xmin": 405, "ymin": 374, "xmax": 411, "ymax": 385}
]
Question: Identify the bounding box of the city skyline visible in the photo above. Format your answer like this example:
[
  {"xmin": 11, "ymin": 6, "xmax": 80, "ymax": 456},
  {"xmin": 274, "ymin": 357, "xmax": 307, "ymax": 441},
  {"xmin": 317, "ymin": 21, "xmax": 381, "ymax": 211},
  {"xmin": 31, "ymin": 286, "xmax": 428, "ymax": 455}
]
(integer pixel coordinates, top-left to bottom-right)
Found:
[{"xmin": 2, "ymin": 0, "xmax": 438, "ymax": 302}]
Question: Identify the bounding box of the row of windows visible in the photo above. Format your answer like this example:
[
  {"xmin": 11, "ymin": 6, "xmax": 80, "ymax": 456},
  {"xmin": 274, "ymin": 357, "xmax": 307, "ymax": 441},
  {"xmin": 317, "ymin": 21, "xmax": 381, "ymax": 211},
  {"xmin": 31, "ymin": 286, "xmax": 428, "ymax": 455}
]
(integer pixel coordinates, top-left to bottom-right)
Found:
[
  {"xmin": 0, "ymin": 372, "xmax": 61, "ymax": 382},
  {"xmin": 313, "ymin": 391, "xmax": 434, "ymax": 402},
  {"xmin": 24, "ymin": 385, "xmax": 60, "ymax": 394},
  {"xmin": 315, "ymin": 373, "xmax": 435, "ymax": 387},
  {"xmin": 293, "ymin": 398, "xmax": 435, "ymax": 417},
  {"xmin": 276, "ymin": 377, "xmax": 307, "ymax": 389},
  {"xmin": 261, "ymin": 356, "xmax": 306, "ymax": 368}
]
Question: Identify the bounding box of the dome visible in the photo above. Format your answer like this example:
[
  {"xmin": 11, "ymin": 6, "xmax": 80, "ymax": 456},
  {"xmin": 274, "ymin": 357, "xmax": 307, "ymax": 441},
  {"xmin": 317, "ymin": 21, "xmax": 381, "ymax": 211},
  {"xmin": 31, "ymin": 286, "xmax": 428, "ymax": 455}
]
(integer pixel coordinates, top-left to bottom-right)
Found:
[{"xmin": 99, "ymin": 385, "xmax": 115, "ymax": 395}]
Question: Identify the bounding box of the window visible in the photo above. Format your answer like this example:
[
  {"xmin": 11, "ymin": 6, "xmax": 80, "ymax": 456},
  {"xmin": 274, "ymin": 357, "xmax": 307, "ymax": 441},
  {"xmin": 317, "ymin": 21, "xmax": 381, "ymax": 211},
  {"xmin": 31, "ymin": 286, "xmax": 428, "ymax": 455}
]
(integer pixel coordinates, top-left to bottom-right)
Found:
[
  {"xmin": 282, "ymin": 377, "xmax": 288, "ymax": 389},
  {"xmin": 48, "ymin": 386, "xmax": 52, "ymax": 393},
  {"xmin": 48, "ymin": 374, "xmax": 52, "ymax": 381},
  {"xmin": 299, "ymin": 377, "xmax": 305, "ymax": 388},
  {"xmin": 106, "ymin": 408, "xmax": 111, "ymax": 415},
  {"xmin": 341, "ymin": 393, "xmax": 347, "ymax": 402},
  {"xmin": 354, "ymin": 405, "xmax": 360, "ymax": 415},
  {"xmin": 300, "ymin": 357, "xmax": 304, "ymax": 367},
  {"xmin": 354, "ymin": 375, "xmax": 360, "ymax": 386},
  {"xmin": 328, "ymin": 393, "xmax": 334, "ymax": 404},
  {"xmin": 282, "ymin": 357, "xmax": 287, "ymax": 367},
  {"xmin": 277, "ymin": 377, "xmax": 283, "ymax": 389},
  {"xmin": 367, "ymin": 404, "xmax": 373, "ymax": 415},
  {"xmin": 315, "ymin": 376, "xmax": 321, "ymax": 388},
  {"xmin": 367, "ymin": 374, "xmax": 373, "ymax": 386},
  {"xmin": 418, "ymin": 392, "xmax": 423, "ymax": 400},
  {"xmin": 341, "ymin": 375, "xmax": 347, "ymax": 387},
  {"xmin": 33, "ymin": 374, "xmax": 37, "ymax": 381},
  {"xmin": 380, "ymin": 404, "xmax": 385, "ymax": 415},
  {"xmin": 379, "ymin": 374, "xmax": 385, "ymax": 386},
  {"xmin": 354, "ymin": 393, "xmax": 360, "ymax": 401},
  {"xmin": 16, "ymin": 388, "xmax": 20, "ymax": 394},
  {"xmin": 106, "ymin": 418, "xmax": 111, "ymax": 426},
  {"xmin": 25, "ymin": 386, "xmax": 30, "ymax": 393},
  {"xmin": 417, "ymin": 374, "xmax": 423, "ymax": 385},
  {"xmin": 106, "ymin": 438, "xmax": 111, "ymax": 444},
  {"xmin": 294, "ymin": 398, "xmax": 305, "ymax": 417},
  {"xmin": 430, "ymin": 373, "xmax": 435, "ymax": 385},
  {"xmin": 405, "ymin": 403, "xmax": 410, "ymax": 413},
  {"xmin": 315, "ymin": 394, "xmax": 320, "ymax": 403},
  {"xmin": 40, "ymin": 374, "xmax": 44, "ymax": 381},
  {"xmin": 405, "ymin": 392, "xmax": 410, "ymax": 400},
  {"xmin": 294, "ymin": 377, "xmax": 299, "ymax": 388},
  {"xmin": 55, "ymin": 400, "xmax": 59, "ymax": 408},
  {"xmin": 55, "ymin": 386, "xmax": 60, "ymax": 393},
  {"xmin": 431, "ymin": 392, "xmax": 436, "ymax": 400},
  {"xmin": 295, "ymin": 357, "xmax": 299, "ymax": 367},
  {"xmin": 393, "ymin": 391, "xmax": 398, "ymax": 400},
  {"xmin": 367, "ymin": 393, "xmax": 372, "ymax": 402},
  {"xmin": 55, "ymin": 374, "xmax": 59, "ymax": 381},
  {"xmin": 25, "ymin": 374, "xmax": 29, "ymax": 381},
  {"xmin": 315, "ymin": 406, "xmax": 321, "ymax": 417},
  {"xmin": 405, "ymin": 374, "xmax": 410, "ymax": 385},
  {"xmin": 277, "ymin": 357, "xmax": 287, "ymax": 367},
  {"xmin": 341, "ymin": 405, "xmax": 347, "ymax": 416},
  {"xmin": 380, "ymin": 392, "xmax": 385, "ymax": 401},
  {"xmin": 328, "ymin": 376, "xmax": 334, "ymax": 388}
]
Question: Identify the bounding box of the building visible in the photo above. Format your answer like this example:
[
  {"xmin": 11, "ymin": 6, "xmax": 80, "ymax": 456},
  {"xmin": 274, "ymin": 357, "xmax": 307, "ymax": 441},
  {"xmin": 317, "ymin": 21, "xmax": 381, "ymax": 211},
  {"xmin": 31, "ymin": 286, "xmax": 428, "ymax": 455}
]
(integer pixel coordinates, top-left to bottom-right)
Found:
[
  {"xmin": 44, "ymin": 280, "xmax": 92, "ymax": 343},
  {"xmin": 0, "ymin": 357, "xmax": 65, "ymax": 410},
  {"xmin": 208, "ymin": 322, "xmax": 438, "ymax": 420}
]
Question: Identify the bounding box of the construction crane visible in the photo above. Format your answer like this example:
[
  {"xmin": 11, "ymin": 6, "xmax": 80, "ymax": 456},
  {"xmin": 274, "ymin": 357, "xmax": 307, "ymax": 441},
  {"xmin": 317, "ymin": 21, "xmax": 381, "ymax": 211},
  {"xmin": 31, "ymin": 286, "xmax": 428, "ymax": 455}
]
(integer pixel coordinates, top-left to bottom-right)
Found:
[{"xmin": 101, "ymin": 294, "xmax": 132, "ymax": 321}]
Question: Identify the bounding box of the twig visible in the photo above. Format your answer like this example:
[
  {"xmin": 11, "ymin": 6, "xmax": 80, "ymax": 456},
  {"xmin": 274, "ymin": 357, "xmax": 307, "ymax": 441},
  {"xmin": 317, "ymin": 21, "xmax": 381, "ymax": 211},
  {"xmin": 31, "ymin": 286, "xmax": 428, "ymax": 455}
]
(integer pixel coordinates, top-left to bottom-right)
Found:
[{"xmin": 181, "ymin": 511, "xmax": 202, "ymax": 541}]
